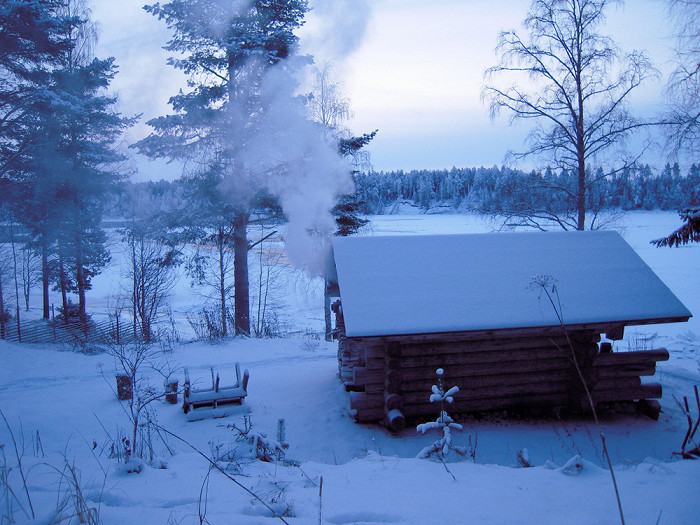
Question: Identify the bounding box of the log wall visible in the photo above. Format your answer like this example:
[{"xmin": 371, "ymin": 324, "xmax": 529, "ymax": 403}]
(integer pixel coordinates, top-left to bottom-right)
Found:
[{"xmin": 337, "ymin": 323, "xmax": 669, "ymax": 432}]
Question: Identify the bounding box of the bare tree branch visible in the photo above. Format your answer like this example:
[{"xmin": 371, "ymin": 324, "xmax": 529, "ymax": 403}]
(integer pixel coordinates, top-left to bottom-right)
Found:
[{"xmin": 483, "ymin": 0, "xmax": 654, "ymax": 230}]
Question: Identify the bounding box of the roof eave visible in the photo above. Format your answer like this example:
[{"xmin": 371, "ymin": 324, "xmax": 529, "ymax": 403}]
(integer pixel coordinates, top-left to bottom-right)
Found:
[{"xmin": 346, "ymin": 315, "xmax": 692, "ymax": 342}]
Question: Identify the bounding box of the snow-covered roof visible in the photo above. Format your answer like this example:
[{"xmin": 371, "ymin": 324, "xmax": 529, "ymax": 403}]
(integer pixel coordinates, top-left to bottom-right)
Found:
[{"xmin": 332, "ymin": 231, "xmax": 692, "ymax": 338}]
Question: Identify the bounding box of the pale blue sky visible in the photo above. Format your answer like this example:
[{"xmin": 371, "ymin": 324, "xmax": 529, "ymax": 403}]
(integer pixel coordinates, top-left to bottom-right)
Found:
[{"xmin": 91, "ymin": 0, "xmax": 678, "ymax": 180}]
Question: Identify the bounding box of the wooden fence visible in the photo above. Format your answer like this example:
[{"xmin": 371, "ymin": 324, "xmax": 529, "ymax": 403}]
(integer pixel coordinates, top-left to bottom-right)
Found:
[{"xmin": 0, "ymin": 316, "xmax": 140, "ymax": 346}]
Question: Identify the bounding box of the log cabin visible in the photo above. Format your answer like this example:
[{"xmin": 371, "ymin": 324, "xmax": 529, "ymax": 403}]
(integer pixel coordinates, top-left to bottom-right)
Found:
[{"xmin": 328, "ymin": 231, "xmax": 692, "ymax": 432}]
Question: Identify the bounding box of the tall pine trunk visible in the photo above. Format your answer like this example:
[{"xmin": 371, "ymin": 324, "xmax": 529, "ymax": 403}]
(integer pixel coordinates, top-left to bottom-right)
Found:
[
  {"xmin": 42, "ymin": 236, "xmax": 49, "ymax": 319},
  {"xmin": 57, "ymin": 239, "xmax": 69, "ymax": 321},
  {"xmin": 75, "ymin": 228, "xmax": 87, "ymax": 320},
  {"xmin": 233, "ymin": 212, "xmax": 249, "ymax": 336},
  {"xmin": 139, "ymin": 240, "xmax": 152, "ymax": 342},
  {"xmin": 324, "ymin": 279, "xmax": 332, "ymax": 342},
  {"xmin": 217, "ymin": 226, "xmax": 227, "ymax": 337},
  {"xmin": 0, "ymin": 270, "xmax": 5, "ymax": 339}
]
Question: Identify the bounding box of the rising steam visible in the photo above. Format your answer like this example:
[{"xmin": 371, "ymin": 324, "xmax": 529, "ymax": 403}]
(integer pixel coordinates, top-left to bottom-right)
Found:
[
  {"xmin": 303, "ymin": 0, "xmax": 372, "ymax": 62},
  {"xmin": 241, "ymin": 56, "xmax": 354, "ymax": 276}
]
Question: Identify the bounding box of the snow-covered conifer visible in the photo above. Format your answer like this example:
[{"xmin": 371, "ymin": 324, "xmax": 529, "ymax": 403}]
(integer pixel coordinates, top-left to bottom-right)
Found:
[{"xmin": 416, "ymin": 368, "xmax": 467, "ymax": 459}]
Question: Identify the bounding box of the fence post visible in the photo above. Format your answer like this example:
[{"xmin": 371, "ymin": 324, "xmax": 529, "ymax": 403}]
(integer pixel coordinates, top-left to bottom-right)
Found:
[
  {"xmin": 115, "ymin": 309, "xmax": 120, "ymax": 345},
  {"xmin": 16, "ymin": 304, "xmax": 21, "ymax": 343}
]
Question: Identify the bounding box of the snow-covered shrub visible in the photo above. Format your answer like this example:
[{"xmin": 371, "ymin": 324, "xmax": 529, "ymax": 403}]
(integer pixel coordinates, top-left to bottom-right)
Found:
[
  {"xmin": 0, "ymin": 304, "xmax": 11, "ymax": 325},
  {"xmin": 186, "ymin": 306, "xmax": 234, "ymax": 341},
  {"xmin": 299, "ymin": 332, "xmax": 321, "ymax": 352},
  {"xmin": 214, "ymin": 416, "xmax": 292, "ymax": 471},
  {"xmin": 105, "ymin": 341, "xmax": 173, "ymax": 468},
  {"xmin": 56, "ymin": 300, "xmax": 83, "ymax": 322},
  {"xmin": 416, "ymin": 368, "xmax": 467, "ymax": 459},
  {"xmin": 244, "ymin": 480, "xmax": 295, "ymax": 518}
]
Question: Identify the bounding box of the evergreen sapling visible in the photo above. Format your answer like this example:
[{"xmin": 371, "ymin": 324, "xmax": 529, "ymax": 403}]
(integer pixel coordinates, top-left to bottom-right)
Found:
[{"xmin": 416, "ymin": 369, "xmax": 467, "ymax": 459}]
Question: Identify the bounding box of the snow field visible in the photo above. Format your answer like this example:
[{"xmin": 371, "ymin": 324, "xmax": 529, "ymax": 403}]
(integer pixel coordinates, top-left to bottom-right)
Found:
[{"xmin": 0, "ymin": 211, "xmax": 698, "ymax": 523}]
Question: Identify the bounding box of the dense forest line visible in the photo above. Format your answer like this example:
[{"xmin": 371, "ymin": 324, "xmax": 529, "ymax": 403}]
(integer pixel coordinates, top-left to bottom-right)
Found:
[
  {"xmin": 354, "ymin": 164, "xmax": 700, "ymax": 215},
  {"xmin": 107, "ymin": 163, "xmax": 700, "ymax": 219}
]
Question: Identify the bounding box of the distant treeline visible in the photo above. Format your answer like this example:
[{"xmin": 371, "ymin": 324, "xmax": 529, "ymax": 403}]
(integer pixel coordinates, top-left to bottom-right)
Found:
[
  {"xmin": 107, "ymin": 163, "xmax": 700, "ymax": 218},
  {"xmin": 353, "ymin": 164, "xmax": 700, "ymax": 214}
]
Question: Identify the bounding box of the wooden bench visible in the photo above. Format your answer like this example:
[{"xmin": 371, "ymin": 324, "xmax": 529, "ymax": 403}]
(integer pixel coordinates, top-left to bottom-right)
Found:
[{"xmin": 182, "ymin": 364, "xmax": 249, "ymax": 420}]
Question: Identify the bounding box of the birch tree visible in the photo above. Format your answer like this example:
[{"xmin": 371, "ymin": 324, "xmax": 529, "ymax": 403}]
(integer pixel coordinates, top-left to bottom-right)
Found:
[
  {"xmin": 483, "ymin": 0, "xmax": 655, "ymax": 230},
  {"xmin": 664, "ymin": 0, "xmax": 700, "ymax": 157}
]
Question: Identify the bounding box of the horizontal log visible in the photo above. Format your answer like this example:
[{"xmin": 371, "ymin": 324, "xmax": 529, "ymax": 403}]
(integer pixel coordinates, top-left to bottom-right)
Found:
[
  {"xmin": 385, "ymin": 358, "xmax": 576, "ymax": 384},
  {"xmin": 348, "ymin": 392, "xmax": 405, "ymax": 411},
  {"xmin": 363, "ymin": 343, "xmax": 390, "ymax": 359},
  {"xmin": 349, "ymin": 391, "xmax": 384, "ymax": 411},
  {"xmin": 595, "ymin": 364, "xmax": 656, "ymax": 378},
  {"xmin": 385, "ymin": 343, "xmax": 402, "ymax": 358},
  {"xmin": 400, "ymin": 392, "xmax": 573, "ymax": 417},
  {"xmin": 353, "ymin": 367, "xmax": 385, "ymax": 385},
  {"xmin": 593, "ymin": 376, "xmax": 641, "ymax": 391},
  {"xmin": 387, "ymin": 345, "xmax": 597, "ymax": 369},
  {"xmin": 351, "ymin": 326, "xmax": 602, "ymax": 345},
  {"xmin": 348, "ymin": 347, "xmax": 662, "ymax": 381},
  {"xmin": 365, "ymin": 357, "xmax": 386, "ymax": 370},
  {"xmin": 592, "ymin": 382, "xmax": 663, "ymax": 403},
  {"xmin": 386, "ymin": 368, "xmax": 579, "ymax": 394},
  {"xmin": 384, "ymin": 393, "xmax": 403, "ymax": 411},
  {"xmin": 344, "ymin": 339, "xmax": 365, "ymax": 351},
  {"xmin": 396, "ymin": 384, "xmax": 663, "ymax": 418},
  {"xmin": 594, "ymin": 349, "xmax": 669, "ymax": 366},
  {"xmin": 364, "ymin": 382, "xmax": 385, "ymax": 395},
  {"xmin": 339, "ymin": 360, "xmax": 362, "ymax": 373},
  {"xmin": 386, "ymin": 374, "xmax": 401, "ymax": 394},
  {"xmin": 367, "ymin": 356, "xmax": 656, "ymax": 389},
  {"xmin": 352, "ymin": 407, "xmax": 384, "ymax": 422},
  {"xmin": 400, "ymin": 380, "xmax": 576, "ymax": 405},
  {"xmin": 384, "ymin": 334, "xmax": 601, "ymax": 358}
]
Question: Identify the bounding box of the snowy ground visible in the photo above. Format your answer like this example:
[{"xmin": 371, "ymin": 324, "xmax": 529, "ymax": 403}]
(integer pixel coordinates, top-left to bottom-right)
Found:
[{"xmin": 0, "ymin": 211, "xmax": 699, "ymax": 524}]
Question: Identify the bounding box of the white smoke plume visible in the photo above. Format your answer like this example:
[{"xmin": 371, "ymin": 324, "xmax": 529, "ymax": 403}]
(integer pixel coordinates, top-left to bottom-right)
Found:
[
  {"xmin": 201, "ymin": 1, "xmax": 371, "ymax": 276},
  {"xmin": 239, "ymin": 57, "xmax": 354, "ymax": 276},
  {"xmin": 302, "ymin": 0, "xmax": 372, "ymax": 62}
]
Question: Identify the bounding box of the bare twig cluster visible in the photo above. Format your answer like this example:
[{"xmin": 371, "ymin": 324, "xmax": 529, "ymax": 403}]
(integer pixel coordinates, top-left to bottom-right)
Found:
[
  {"xmin": 674, "ymin": 385, "xmax": 700, "ymax": 459},
  {"xmin": 530, "ymin": 276, "xmax": 625, "ymax": 525}
]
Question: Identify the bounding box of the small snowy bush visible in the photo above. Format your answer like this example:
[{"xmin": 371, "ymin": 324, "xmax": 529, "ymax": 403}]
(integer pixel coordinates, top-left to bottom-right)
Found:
[
  {"xmin": 416, "ymin": 368, "xmax": 467, "ymax": 459},
  {"xmin": 213, "ymin": 416, "xmax": 292, "ymax": 470}
]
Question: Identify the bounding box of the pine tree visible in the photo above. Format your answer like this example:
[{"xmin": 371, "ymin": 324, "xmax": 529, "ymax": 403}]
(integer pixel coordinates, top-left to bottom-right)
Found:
[
  {"xmin": 136, "ymin": 0, "xmax": 309, "ymax": 336},
  {"xmin": 652, "ymin": 208, "xmax": 700, "ymax": 247},
  {"xmin": 20, "ymin": 0, "xmax": 135, "ymax": 320},
  {"xmin": 0, "ymin": 0, "xmax": 70, "ymax": 188},
  {"xmin": 1, "ymin": 0, "xmax": 74, "ymax": 318}
]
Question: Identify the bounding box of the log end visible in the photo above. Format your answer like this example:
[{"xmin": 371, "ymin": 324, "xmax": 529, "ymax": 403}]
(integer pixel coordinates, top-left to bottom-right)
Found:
[{"xmin": 384, "ymin": 408, "xmax": 406, "ymax": 433}]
